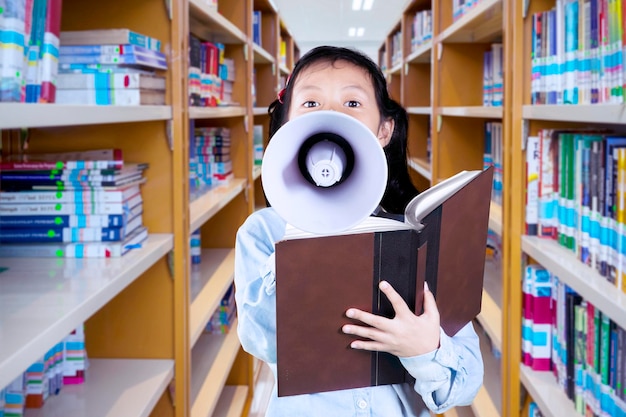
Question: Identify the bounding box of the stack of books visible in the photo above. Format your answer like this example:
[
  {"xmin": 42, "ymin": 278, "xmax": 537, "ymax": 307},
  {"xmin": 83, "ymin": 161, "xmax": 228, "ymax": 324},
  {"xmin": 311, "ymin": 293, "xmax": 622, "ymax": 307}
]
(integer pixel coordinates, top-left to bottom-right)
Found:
[
  {"xmin": 0, "ymin": 148, "xmax": 149, "ymax": 258},
  {"xmin": 56, "ymin": 28, "xmax": 167, "ymax": 105},
  {"xmin": 188, "ymin": 35, "xmax": 233, "ymax": 107},
  {"xmin": 205, "ymin": 284, "xmax": 236, "ymax": 334},
  {"xmin": 192, "ymin": 127, "xmax": 233, "ymax": 187}
]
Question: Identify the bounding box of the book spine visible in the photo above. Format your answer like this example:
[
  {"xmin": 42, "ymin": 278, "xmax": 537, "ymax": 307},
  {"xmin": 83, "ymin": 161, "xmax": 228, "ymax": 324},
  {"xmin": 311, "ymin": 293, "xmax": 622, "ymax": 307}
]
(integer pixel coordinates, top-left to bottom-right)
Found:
[
  {"xmin": 56, "ymin": 72, "xmax": 165, "ymax": 90},
  {"xmin": 55, "ymin": 88, "xmax": 164, "ymax": 105},
  {"xmin": 0, "ymin": 194, "xmax": 141, "ymax": 215},
  {"xmin": 57, "ymin": 50, "xmax": 167, "ymax": 70},
  {"xmin": 39, "ymin": 0, "xmax": 62, "ymax": 103},
  {"xmin": 0, "ymin": 213, "xmax": 126, "ymax": 228},
  {"xmin": 0, "ymin": 226, "xmax": 123, "ymax": 242},
  {"xmin": 0, "ymin": 188, "xmax": 133, "ymax": 203},
  {"xmin": 526, "ymin": 135, "xmax": 541, "ymax": 235}
]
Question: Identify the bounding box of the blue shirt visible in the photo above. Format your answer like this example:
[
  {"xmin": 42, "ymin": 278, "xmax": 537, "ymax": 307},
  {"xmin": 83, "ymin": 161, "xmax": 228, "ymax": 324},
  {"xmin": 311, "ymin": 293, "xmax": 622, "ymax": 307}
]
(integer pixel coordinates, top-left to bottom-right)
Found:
[{"xmin": 234, "ymin": 208, "xmax": 484, "ymax": 417}]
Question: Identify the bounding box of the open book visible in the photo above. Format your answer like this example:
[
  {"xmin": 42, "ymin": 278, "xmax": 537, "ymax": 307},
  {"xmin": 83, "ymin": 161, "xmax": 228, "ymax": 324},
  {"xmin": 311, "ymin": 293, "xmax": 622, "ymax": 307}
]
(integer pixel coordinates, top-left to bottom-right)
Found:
[{"xmin": 275, "ymin": 166, "xmax": 494, "ymax": 397}]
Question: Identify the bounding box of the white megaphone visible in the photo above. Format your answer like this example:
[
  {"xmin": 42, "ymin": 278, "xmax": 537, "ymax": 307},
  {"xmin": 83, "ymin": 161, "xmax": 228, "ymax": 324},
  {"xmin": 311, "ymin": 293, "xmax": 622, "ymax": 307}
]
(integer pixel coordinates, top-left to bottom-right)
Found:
[{"xmin": 261, "ymin": 111, "xmax": 388, "ymax": 234}]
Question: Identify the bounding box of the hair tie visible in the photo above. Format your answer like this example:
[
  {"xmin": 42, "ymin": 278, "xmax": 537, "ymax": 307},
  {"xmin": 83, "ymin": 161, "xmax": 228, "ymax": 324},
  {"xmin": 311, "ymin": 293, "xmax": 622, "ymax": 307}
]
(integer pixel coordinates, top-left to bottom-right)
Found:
[{"xmin": 277, "ymin": 74, "xmax": 292, "ymax": 104}]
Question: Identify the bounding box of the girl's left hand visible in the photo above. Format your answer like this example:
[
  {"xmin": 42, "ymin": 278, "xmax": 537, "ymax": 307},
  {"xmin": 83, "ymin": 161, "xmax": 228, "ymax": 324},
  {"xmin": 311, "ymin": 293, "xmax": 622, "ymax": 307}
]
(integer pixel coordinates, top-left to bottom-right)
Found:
[{"xmin": 342, "ymin": 280, "xmax": 441, "ymax": 358}]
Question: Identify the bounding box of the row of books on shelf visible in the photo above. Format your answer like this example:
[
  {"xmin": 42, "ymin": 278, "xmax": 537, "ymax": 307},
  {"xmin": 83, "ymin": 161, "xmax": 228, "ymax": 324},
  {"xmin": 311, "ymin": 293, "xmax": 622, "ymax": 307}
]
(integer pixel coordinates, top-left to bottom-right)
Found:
[
  {"xmin": 189, "ymin": 125, "xmax": 234, "ymax": 198},
  {"xmin": 530, "ymin": 1, "xmax": 626, "ymax": 106},
  {"xmin": 452, "ymin": 0, "xmax": 483, "ymax": 22},
  {"xmin": 252, "ymin": 10, "xmax": 262, "ymax": 48},
  {"xmin": 483, "ymin": 43, "xmax": 504, "ymax": 107},
  {"xmin": 525, "ymin": 129, "xmax": 626, "ymax": 293},
  {"xmin": 0, "ymin": 325, "xmax": 87, "ymax": 415},
  {"xmin": 205, "ymin": 283, "xmax": 236, "ymax": 335},
  {"xmin": 189, "ymin": 36, "xmax": 235, "ymax": 107},
  {"xmin": 483, "ymin": 121, "xmax": 504, "ymax": 205},
  {"xmin": 0, "ymin": 148, "xmax": 149, "ymax": 257},
  {"xmin": 522, "ymin": 264, "xmax": 626, "ymax": 417},
  {"xmin": 409, "ymin": 9, "xmax": 432, "ymax": 53},
  {"xmin": 389, "ymin": 29, "xmax": 403, "ymax": 68}
]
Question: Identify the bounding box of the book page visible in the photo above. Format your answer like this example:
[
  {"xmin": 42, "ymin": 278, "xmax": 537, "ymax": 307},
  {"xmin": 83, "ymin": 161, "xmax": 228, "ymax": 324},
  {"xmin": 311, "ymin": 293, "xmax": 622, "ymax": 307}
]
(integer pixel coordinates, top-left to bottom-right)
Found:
[
  {"xmin": 404, "ymin": 169, "xmax": 481, "ymax": 229},
  {"xmin": 284, "ymin": 216, "xmax": 411, "ymax": 240}
]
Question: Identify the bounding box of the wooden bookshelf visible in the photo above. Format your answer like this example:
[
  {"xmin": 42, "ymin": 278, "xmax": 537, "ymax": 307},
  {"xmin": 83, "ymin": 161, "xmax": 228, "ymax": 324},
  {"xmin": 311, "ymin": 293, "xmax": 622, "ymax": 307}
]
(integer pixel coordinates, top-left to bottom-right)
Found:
[
  {"xmin": 380, "ymin": 1, "xmax": 506, "ymax": 415},
  {"xmin": 0, "ymin": 1, "xmax": 300, "ymax": 417}
]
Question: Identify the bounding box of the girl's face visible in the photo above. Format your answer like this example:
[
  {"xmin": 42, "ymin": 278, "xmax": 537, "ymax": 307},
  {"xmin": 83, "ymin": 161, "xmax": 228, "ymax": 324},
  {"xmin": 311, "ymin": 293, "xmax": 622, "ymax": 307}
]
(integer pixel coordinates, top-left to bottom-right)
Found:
[{"xmin": 287, "ymin": 60, "xmax": 394, "ymax": 147}]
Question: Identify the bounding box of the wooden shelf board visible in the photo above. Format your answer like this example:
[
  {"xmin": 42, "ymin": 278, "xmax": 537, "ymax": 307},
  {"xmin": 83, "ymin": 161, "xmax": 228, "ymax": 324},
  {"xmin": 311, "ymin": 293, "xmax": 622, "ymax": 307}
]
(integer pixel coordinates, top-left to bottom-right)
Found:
[
  {"xmin": 0, "ymin": 104, "xmax": 172, "ymax": 129},
  {"xmin": 522, "ymin": 104, "xmax": 626, "ymax": 124},
  {"xmin": 439, "ymin": 106, "xmax": 503, "ymax": 119},
  {"xmin": 489, "ymin": 202, "xmax": 502, "ymax": 236},
  {"xmin": 0, "ymin": 234, "xmax": 173, "ymax": 390},
  {"xmin": 189, "ymin": 178, "xmax": 247, "ymax": 231},
  {"xmin": 279, "ymin": 64, "xmax": 290, "ymax": 75},
  {"xmin": 248, "ymin": 361, "xmax": 274, "ymax": 417},
  {"xmin": 253, "ymin": 165, "xmax": 262, "ymax": 181},
  {"xmin": 522, "ymin": 236, "xmax": 626, "ymax": 330},
  {"xmin": 406, "ymin": 106, "xmax": 431, "ymax": 115},
  {"xmin": 389, "ymin": 62, "xmax": 403, "ymax": 75},
  {"xmin": 406, "ymin": 41, "xmax": 432, "ymax": 64},
  {"xmin": 253, "ymin": 107, "xmax": 269, "ymax": 116},
  {"xmin": 439, "ymin": 0, "xmax": 503, "ymax": 43},
  {"xmin": 471, "ymin": 385, "xmax": 500, "ymax": 417},
  {"xmin": 408, "ymin": 157, "xmax": 431, "ymax": 180},
  {"xmin": 253, "ymin": 44, "xmax": 275, "ymax": 65},
  {"xmin": 212, "ymin": 385, "xmax": 249, "ymax": 417},
  {"xmin": 520, "ymin": 364, "xmax": 577, "ymax": 417},
  {"xmin": 26, "ymin": 359, "xmax": 173, "ymax": 417},
  {"xmin": 189, "ymin": 106, "xmax": 247, "ymax": 120},
  {"xmin": 477, "ymin": 288, "xmax": 502, "ymax": 352},
  {"xmin": 189, "ymin": 249, "xmax": 236, "ymax": 348},
  {"xmin": 189, "ymin": 0, "xmax": 247, "ymax": 44},
  {"xmin": 472, "ymin": 320, "xmax": 502, "ymax": 417},
  {"xmin": 190, "ymin": 319, "xmax": 241, "ymax": 417}
]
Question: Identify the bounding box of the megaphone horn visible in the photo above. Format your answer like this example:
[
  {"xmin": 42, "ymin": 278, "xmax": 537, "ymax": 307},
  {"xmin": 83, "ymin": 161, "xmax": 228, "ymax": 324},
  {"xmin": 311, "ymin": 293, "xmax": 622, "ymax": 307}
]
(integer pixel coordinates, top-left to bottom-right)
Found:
[{"xmin": 261, "ymin": 111, "xmax": 388, "ymax": 234}]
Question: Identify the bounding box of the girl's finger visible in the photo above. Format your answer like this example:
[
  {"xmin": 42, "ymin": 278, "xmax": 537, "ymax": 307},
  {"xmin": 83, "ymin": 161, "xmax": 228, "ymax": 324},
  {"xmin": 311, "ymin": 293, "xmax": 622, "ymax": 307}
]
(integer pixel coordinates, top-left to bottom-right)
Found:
[{"xmin": 378, "ymin": 280, "xmax": 411, "ymax": 315}]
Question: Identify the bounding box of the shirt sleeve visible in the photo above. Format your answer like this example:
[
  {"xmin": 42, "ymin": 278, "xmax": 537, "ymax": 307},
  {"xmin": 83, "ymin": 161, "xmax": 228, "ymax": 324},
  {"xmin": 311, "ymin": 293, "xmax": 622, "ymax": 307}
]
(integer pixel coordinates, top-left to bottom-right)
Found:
[
  {"xmin": 399, "ymin": 321, "xmax": 484, "ymax": 413},
  {"xmin": 234, "ymin": 208, "xmax": 286, "ymax": 365}
]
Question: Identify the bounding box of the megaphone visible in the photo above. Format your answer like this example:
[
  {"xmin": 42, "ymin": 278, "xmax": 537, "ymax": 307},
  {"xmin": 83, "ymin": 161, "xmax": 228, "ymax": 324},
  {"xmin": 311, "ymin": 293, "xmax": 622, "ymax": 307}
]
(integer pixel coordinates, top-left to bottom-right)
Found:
[{"xmin": 261, "ymin": 111, "xmax": 388, "ymax": 234}]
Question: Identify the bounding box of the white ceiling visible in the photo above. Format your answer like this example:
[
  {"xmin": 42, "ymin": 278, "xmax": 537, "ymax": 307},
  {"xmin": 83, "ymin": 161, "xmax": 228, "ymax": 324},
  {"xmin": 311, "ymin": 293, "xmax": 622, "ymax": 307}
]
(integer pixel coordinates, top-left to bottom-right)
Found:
[{"xmin": 271, "ymin": 0, "xmax": 410, "ymax": 60}]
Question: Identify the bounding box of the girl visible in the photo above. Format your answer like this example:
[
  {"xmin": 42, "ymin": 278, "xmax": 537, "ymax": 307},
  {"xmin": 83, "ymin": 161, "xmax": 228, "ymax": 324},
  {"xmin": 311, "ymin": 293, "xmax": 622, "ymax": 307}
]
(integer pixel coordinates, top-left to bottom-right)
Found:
[{"xmin": 234, "ymin": 45, "xmax": 483, "ymax": 416}]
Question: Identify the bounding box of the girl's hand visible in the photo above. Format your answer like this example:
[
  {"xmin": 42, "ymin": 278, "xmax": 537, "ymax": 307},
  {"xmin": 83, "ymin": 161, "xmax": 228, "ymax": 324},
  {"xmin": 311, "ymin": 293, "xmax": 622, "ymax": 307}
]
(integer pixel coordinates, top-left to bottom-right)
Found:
[{"xmin": 342, "ymin": 280, "xmax": 441, "ymax": 358}]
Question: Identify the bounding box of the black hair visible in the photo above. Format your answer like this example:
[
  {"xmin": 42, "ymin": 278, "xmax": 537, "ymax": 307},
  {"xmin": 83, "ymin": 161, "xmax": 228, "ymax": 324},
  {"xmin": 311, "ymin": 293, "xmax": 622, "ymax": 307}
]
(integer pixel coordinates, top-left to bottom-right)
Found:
[{"xmin": 268, "ymin": 45, "xmax": 419, "ymax": 214}]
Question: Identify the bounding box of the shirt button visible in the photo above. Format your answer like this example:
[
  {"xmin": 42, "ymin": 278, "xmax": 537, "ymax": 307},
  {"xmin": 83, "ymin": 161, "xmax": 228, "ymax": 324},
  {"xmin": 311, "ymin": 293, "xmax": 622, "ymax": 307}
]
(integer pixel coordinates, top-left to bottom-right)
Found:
[{"xmin": 357, "ymin": 399, "xmax": 368, "ymax": 409}]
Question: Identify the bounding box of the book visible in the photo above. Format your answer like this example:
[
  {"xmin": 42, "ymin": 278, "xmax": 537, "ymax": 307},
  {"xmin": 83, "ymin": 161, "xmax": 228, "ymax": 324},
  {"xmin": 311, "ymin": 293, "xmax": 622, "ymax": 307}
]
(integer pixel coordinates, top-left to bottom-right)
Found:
[
  {"xmin": 59, "ymin": 29, "xmax": 162, "ymax": 52},
  {"xmin": 0, "ymin": 182, "xmax": 142, "ymax": 203},
  {"xmin": 38, "ymin": 0, "xmax": 62, "ymax": 103},
  {"xmin": 56, "ymin": 72, "xmax": 166, "ymax": 90},
  {"xmin": 58, "ymin": 50, "xmax": 167, "ymax": 70},
  {"xmin": 0, "ymin": 204, "xmax": 142, "ymax": 228},
  {"xmin": 275, "ymin": 166, "xmax": 494, "ymax": 397},
  {"xmin": 0, "ymin": 192, "xmax": 142, "ymax": 215},
  {"xmin": 55, "ymin": 88, "xmax": 165, "ymax": 105},
  {"xmin": 0, "ymin": 226, "xmax": 148, "ymax": 258},
  {"xmin": 0, "ymin": 148, "xmax": 123, "ymax": 170}
]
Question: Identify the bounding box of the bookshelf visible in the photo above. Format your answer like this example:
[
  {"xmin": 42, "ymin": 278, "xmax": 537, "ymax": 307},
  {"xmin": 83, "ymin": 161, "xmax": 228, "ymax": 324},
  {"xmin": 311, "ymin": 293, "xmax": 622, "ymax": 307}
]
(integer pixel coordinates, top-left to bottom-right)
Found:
[
  {"xmin": 380, "ymin": 1, "xmax": 505, "ymax": 416},
  {"xmin": 0, "ymin": 1, "xmax": 298, "ymax": 417},
  {"xmin": 505, "ymin": 1, "xmax": 626, "ymax": 417}
]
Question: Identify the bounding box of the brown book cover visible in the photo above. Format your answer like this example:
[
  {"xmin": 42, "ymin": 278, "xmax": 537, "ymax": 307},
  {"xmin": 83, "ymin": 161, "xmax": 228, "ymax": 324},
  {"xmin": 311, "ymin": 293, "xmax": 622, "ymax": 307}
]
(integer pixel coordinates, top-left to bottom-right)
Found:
[{"xmin": 274, "ymin": 166, "xmax": 494, "ymax": 397}]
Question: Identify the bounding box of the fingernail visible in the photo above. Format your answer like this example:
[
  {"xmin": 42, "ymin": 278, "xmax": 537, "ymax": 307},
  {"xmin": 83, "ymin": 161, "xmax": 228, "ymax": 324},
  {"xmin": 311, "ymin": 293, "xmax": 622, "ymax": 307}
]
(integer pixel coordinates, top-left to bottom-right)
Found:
[
  {"xmin": 351, "ymin": 341, "xmax": 360, "ymax": 349},
  {"xmin": 342, "ymin": 325, "xmax": 351, "ymax": 333},
  {"xmin": 379, "ymin": 281, "xmax": 389, "ymax": 289},
  {"xmin": 424, "ymin": 281, "xmax": 429, "ymax": 291},
  {"xmin": 346, "ymin": 309, "xmax": 355, "ymax": 318}
]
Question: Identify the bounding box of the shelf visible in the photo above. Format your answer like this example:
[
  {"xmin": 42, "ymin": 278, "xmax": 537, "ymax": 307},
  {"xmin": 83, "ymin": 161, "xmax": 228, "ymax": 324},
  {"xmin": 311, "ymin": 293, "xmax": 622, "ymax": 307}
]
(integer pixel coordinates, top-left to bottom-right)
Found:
[
  {"xmin": 248, "ymin": 361, "xmax": 274, "ymax": 417},
  {"xmin": 389, "ymin": 62, "xmax": 403, "ymax": 75},
  {"xmin": 477, "ymin": 288, "xmax": 502, "ymax": 352},
  {"xmin": 189, "ymin": 0, "xmax": 247, "ymax": 44},
  {"xmin": 522, "ymin": 104, "xmax": 626, "ymax": 125},
  {"xmin": 0, "ymin": 234, "xmax": 174, "ymax": 390},
  {"xmin": 406, "ymin": 106, "xmax": 432, "ymax": 115},
  {"xmin": 189, "ymin": 106, "xmax": 248, "ymax": 120},
  {"xmin": 472, "ymin": 321, "xmax": 502, "ymax": 417},
  {"xmin": 521, "ymin": 236, "xmax": 626, "ymax": 330},
  {"xmin": 253, "ymin": 44, "xmax": 275, "ymax": 65},
  {"xmin": 406, "ymin": 41, "xmax": 432, "ymax": 64},
  {"xmin": 519, "ymin": 365, "xmax": 577, "ymax": 417},
  {"xmin": 189, "ymin": 178, "xmax": 247, "ymax": 231},
  {"xmin": 279, "ymin": 64, "xmax": 290, "ymax": 75},
  {"xmin": 253, "ymin": 107, "xmax": 269, "ymax": 116},
  {"xmin": 489, "ymin": 202, "xmax": 502, "ymax": 236},
  {"xmin": 189, "ymin": 249, "xmax": 236, "ymax": 347},
  {"xmin": 253, "ymin": 165, "xmax": 262, "ymax": 181},
  {"xmin": 0, "ymin": 104, "xmax": 172, "ymax": 129},
  {"xmin": 190, "ymin": 319, "xmax": 241, "ymax": 417},
  {"xmin": 26, "ymin": 359, "xmax": 174, "ymax": 417},
  {"xmin": 439, "ymin": 106, "xmax": 503, "ymax": 119},
  {"xmin": 212, "ymin": 385, "xmax": 249, "ymax": 417},
  {"xmin": 408, "ymin": 157, "xmax": 431, "ymax": 180},
  {"xmin": 439, "ymin": 0, "xmax": 503, "ymax": 43}
]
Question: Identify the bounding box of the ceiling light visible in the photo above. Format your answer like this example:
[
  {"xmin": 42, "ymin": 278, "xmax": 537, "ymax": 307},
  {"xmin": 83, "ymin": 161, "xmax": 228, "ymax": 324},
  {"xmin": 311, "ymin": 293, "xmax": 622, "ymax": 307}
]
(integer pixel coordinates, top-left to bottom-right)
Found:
[
  {"xmin": 352, "ymin": 0, "xmax": 363, "ymax": 10},
  {"xmin": 356, "ymin": 27, "xmax": 365, "ymax": 36},
  {"xmin": 348, "ymin": 27, "xmax": 356, "ymax": 37},
  {"xmin": 363, "ymin": 0, "xmax": 374, "ymax": 10}
]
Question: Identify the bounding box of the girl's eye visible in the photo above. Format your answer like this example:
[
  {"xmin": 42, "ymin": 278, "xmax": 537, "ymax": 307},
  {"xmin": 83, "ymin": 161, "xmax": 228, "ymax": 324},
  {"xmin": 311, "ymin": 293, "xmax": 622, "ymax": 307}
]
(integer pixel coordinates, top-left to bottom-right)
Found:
[
  {"xmin": 345, "ymin": 100, "xmax": 360, "ymax": 108},
  {"xmin": 303, "ymin": 101, "xmax": 319, "ymax": 108}
]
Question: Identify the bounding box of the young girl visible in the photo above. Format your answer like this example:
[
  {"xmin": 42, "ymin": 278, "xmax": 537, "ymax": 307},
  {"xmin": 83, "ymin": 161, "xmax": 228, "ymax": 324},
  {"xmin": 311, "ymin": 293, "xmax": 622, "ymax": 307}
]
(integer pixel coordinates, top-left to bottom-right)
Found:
[{"xmin": 234, "ymin": 45, "xmax": 484, "ymax": 416}]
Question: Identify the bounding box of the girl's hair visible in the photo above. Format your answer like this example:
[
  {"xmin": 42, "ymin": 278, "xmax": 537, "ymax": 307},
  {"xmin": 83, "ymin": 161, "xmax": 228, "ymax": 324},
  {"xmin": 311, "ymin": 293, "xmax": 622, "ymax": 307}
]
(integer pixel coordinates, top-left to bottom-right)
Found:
[{"xmin": 268, "ymin": 45, "xmax": 419, "ymax": 214}]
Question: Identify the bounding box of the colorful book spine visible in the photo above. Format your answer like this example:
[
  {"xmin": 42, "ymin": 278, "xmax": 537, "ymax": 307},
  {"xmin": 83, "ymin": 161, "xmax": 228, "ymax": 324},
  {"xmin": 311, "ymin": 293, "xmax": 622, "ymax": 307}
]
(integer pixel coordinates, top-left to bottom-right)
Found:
[
  {"xmin": 526, "ymin": 135, "xmax": 541, "ymax": 235},
  {"xmin": 58, "ymin": 51, "xmax": 167, "ymax": 70},
  {"xmin": 39, "ymin": 0, "xmax": 62, "ymax": 102},
  {"xmin": 0, "ymin": 193, "xmax": 142, "ymax": 215}
]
